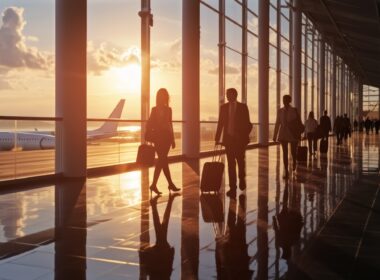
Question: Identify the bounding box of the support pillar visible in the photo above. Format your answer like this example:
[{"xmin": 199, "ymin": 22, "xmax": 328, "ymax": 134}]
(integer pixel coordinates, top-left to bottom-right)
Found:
[
  {"xmin": 319, "ymin": 39, "xmax": 325, "ymax": 118},
  {"xmin": 311, "ymin": 30, "xmax": 315, "ymax": 114},
  {"xmin": 292, "ymin": 0, "xmax": 302, "ymax": 112},
  {"xmin": 219, "ymin": 0, "xmax": 226, "ymax": 106},
  {"xmin": 258, "ymin": 0, "xmax": 269, "ymax": 145},
  {"xmin": 341, "ymin": 64, "xmax": 345, "ymax": 116},
  {"xmin": 182, "ymin": 0, "xmax": 200, "ymax": 158},
  {"xmin": 331, "ymin": 53, "xmax": 337, "ymax": 127},
  {"xmin": 140, "ymin": 0, "xmax": 152, "ymax": 142},
  {"xmin": 276, "ymin": 0, "xmax": 281, "ymax": 111},
  {"xmin": 303, "ymin": 21, "xmax": 308, "ymax": 121},
  {"xmin": 358, "ymin": 79, "xmax": 363, "ymax": 131},
  {"xmin": 242, "ymin": 0, "xmax": 248, "ymax": 103},
  {"xmin": 56, "ymin": 0, "xmax": 87, "ymax": 177}
]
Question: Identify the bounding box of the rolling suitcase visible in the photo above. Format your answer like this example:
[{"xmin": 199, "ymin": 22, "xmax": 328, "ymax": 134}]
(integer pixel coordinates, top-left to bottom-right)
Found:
[
  {"xmin": 200, "ymin": 146, "xmax": 224, "ymax": 193},
  {"xmin": 297, "ymin": 145, "xmax": 308, "ymax": 162},
  {"xmin": 319, "ymin": 138, "xmax": 328, "ymax": 153},
  {"xmin": 136, "ymin": 143, "xmax": 155, "ymax": 166},
  {"xmin": 200, "ymin": 193, "xmax": 224, "ymax": 223}
]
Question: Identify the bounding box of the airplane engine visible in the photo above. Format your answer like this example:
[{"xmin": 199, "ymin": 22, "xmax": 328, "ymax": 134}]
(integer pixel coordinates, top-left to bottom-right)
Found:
[{"xmin": 0, "ymin": 142, "xmax": 14, "ymax": 151}]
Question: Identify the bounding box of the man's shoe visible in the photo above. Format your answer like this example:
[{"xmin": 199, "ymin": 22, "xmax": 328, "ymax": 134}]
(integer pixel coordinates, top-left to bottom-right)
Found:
[{"xmin": 226, "ymin": 189, "xmax": 237, "ymax": 198}]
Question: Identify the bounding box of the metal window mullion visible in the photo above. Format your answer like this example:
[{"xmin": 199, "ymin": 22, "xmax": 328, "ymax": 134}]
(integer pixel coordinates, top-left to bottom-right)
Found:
[
  {"xmin": 242, "ymin": 0, "xmax": 248, "ymax": 103},
  {"xmin": 219, "ymin": 0, "xmax": 226, "ymax": 107}
]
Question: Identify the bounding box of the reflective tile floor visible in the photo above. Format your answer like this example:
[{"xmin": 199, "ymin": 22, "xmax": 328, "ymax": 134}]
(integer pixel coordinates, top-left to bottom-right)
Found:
[{"xmin": 0, "ymin": 133, "xmax": 379, "ymax": 279}]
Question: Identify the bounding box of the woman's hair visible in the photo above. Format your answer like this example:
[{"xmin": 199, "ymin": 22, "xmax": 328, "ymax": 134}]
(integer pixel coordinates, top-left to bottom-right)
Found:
[
  {"xmin": 283, "ymin": 95, "xmax": 292, "ymax": 105},
  {"xmin": 156, "ymin": 88, "xmax": 170, "ymax": 106},
  {"xmin": 308, "ymin": 111, "xmax": 314, "ymax": 119}
]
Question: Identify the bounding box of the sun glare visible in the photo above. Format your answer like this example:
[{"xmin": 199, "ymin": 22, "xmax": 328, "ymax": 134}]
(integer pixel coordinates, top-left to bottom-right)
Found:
[{"xmin": 111, "ymin": 63, "xmax": 141, "ymax": 93}]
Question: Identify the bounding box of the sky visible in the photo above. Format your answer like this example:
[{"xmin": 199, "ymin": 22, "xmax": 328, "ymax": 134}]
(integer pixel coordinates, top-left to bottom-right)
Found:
[{"xmin": 0, "ymin": 0, "xmax": 287, "ymax": 123}]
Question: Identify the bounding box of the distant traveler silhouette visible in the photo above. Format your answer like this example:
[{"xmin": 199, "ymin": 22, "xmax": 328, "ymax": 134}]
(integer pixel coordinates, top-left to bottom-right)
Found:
[
  {"xmin": 342, "ymin": 113, "xmax": 351, "ymax": 140},
  {"xmin": 353, "ymin": 119, "xmax": 358, "ymax": 132},
  {"xmin": 319, "ymin": 110, "xmax": 331, "ymax": 140},
  {"xmin": 304, "ymin": 111, "xmax": 318, "ymax": 157},
  {"xmin": 375, "ymin": 119, "xmax": 380, "ymax": 134},
  {"xmin": 334, "ymin": 115, "xmax": 343, "ymax": 145},
  {"xmin": 273, "ymin": 95, "xmax": 301, "ymax": 179},
  {"xmin": 139, "ymin": 193, "xmax": 179, "ymax": 279},
  {"xmin": 146, "ymin": 88, "xmax": 180, "ymax": 195},
  {"xmin": 364, "ymin": 117, "xmax": 372, "ymax": 135},
  {"xmin": 215, "ymin": 88, "xmax": 252, "ymax": 198}
]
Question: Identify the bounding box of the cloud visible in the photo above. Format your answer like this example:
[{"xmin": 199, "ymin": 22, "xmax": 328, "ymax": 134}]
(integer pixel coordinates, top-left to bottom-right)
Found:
[
  {"xmin": 208, "ymin": 64, "xmax": 240, "ymax": 75},
  {"xmin": 87, "ymin": 42, "xmax": 140, "ymax": 75},
  {"xmin": 0, "ymin": 7, "xmax": 52, "ymax": 70},
  {"xmin": 0, "ymin": 78, "xmax": 11, "ymax": 90}
]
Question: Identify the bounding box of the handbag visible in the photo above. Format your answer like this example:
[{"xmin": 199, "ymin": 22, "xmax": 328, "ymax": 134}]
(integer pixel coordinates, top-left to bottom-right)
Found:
[{"xmin": 136, "ymin": 143, "xmax": 155, "ymax": 166}]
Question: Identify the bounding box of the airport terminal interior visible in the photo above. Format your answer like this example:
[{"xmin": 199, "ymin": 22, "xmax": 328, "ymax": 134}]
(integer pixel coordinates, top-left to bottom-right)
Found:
[{"xmin": 0, "ymin": 0, "xmax": 380, "ymax": 279}]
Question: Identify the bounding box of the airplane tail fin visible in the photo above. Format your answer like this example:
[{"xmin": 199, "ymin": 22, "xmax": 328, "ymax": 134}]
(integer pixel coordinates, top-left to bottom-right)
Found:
[{"xmin": 93, "ymin": 99, "xmax": 125, "ymax": 136}]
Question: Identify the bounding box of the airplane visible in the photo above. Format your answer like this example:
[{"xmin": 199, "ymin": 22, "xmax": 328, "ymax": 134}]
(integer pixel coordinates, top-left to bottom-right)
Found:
[{"xmin": 0, "ymin": 99, "xmax": 125, "ymax": 151}]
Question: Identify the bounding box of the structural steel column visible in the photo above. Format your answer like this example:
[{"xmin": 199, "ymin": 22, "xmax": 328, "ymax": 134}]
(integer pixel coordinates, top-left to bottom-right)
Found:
[
  {"xmin": 289, "ymin": 0, "xmax": 293, "ymax": 97},
  {"xmin": 242, "ymin": 0, "xmax": 248, "ymax": 103},
  {"xmin": 303, "ymin": 22, "xmax": 308, "ymax": 121},
  {"xmin": 331, "ymin": 53, "xmax": 337, "ymax": 127},
  {"xmin": 319, "ymin": 39, "xmax": 325, "ymax": 118},
  {"xmin": 182, "ymin": 0, "xmax": 200, "ymax": 158},
  {"xmin": 56, "ymin": 0, "xmax": 87, "ymax": 177},
  {"xmin": 316, "ymin": 34, "xmax": 320, "ymax": 119},
  {"xmin": 358, "ymin": 79, "xmax": 363, "ymax": 131},
  {"xmin": 258, "ymin": 0, "xmax": 269, "ymax": 145},
  {"xmin": 140, "ymin": 0, "xmax": 151, "ymax": 142},
  {"xmin": 292, "ymin": 0, "xmax": 302, "ymax": 112},
  {"xmin": 311, "ymin": 31, "xmax": 315, "ymax": 114},
  {"xmin": 341, "ymin": 64, "xmax": 345, "ymax": 115},
  {"xmin": 219, "ymin": 0, "xmax": 226, "ymax": 106},
  {"xmin": 276, "ymin": 0, "xmax": 281, "ymax": 111}
]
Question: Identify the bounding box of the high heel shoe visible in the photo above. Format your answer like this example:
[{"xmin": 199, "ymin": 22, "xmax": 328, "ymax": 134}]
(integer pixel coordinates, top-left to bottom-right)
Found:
[
  {"xmin": 149, "ymin": 185, "xmax": 162, "ymax": 196},
  {"xmin": 168, "ymin": 184, "xmax": 181, "ymax": 192}
]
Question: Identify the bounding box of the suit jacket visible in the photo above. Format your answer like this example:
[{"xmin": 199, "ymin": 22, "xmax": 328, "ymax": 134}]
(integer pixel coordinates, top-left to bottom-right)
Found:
[
  {"xmin": 215, "ymin": 102, "xmax": 252, "ymax": 146},
  {"xmin": 273, "ymin": 106, "xmax": 299, "ymax": 142}
]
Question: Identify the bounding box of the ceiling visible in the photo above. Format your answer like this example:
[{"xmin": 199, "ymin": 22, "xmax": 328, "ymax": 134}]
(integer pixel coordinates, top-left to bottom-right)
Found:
[{"xmin": 302, "ymin": 0, "xmax": 380, "ymax": 88}]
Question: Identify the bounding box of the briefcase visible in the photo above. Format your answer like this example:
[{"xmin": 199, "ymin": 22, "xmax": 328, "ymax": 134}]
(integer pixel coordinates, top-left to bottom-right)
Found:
[
  {"xmin": 136, "ymin": 144, "xmax": 155, "ymax": 166},
  {"xmin": 297, "ymin": 145, "xmax": 308, "ymax": 162},
  {"xmin": 200, "ymin": 146, "xmax": 224, "ymax": 193},
  {"xmin": 319, "ymin": 138, "xmax": 328, "ymax": 153},
  {"xmin": 200, "ymin": 193, "xmax": 224, "ymax": 223}
]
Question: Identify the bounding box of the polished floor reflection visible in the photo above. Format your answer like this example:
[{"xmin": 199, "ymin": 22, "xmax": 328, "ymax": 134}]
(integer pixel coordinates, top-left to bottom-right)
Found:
[{"xmin": 0, "ymin": 133, "xmax": 378, "ymax": 279}]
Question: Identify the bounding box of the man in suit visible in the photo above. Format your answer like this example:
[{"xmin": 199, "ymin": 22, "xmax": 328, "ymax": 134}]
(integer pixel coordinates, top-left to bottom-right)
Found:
[
  {"xmin": 215, "ymin": 88, "xmax": 252, "ymax": 197},
  {"xmin": 319, "ymin": 110, "xmax": 331, "ymax": 141}
]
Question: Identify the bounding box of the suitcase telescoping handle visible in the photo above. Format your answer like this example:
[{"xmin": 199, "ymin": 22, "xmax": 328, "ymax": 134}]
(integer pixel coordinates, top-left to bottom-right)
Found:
[{"xmin": 212, "ymin": 144, "xmax": 223, "ymax": 163}]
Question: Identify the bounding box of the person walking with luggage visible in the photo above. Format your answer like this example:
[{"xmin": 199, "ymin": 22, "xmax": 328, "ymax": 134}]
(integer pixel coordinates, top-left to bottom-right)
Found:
[
  {"xmin": 146, "ymin": 88, "xmax": 180, "ymax": 195},
  {"xmin": 319, "ymin": 110, "xmax": 331, "ymax": 141},
  {"xmin": 215, "ymin": 88, "xmax": 252, "ymax": 197},
  {"xmin": 304, "ymin": 112, "xmax": 318, "ymax": 158},
  {"xmin": 273, "ymin": 95, "xmax": 302, "ymax": 179}
]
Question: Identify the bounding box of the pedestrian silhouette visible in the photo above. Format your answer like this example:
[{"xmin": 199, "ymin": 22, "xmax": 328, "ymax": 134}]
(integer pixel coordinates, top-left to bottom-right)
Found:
[
  {"xmin": 215, "ymin": 88, "xmax": 252, "ymax": 197},
  {"xmin": 146, "ymin": 88, "xmax": 180, "ymax": 195},
  {"xmin": 273, "ymin": 95, "xmax": 302, "ymax": 179}
]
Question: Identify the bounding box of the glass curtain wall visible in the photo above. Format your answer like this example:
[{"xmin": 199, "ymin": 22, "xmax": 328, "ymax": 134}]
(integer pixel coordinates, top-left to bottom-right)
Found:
[{"xmin": 0, "ymin": 1, "xmax": 56, "ymax": 181}]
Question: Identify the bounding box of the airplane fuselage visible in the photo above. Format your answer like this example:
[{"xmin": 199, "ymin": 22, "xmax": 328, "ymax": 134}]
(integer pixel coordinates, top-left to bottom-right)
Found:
[{"xmin": 0, "ymin": 132, "xmax": 55, "ymax": 151}]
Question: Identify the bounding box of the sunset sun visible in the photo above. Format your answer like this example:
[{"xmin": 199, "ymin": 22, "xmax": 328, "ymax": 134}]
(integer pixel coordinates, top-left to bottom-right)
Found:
[{"xmin": 112, "ymin": 63, "xmax": 141, "ymax": 93}]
